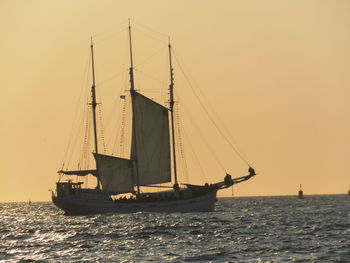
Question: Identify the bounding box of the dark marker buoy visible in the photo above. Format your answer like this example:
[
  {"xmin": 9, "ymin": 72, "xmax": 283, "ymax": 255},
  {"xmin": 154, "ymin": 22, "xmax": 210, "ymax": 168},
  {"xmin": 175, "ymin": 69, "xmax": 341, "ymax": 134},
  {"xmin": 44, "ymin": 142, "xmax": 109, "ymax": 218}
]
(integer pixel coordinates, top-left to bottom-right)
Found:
[{"xmin": 298, "ymin": 184, "xmax": 304, "ymax": 199}]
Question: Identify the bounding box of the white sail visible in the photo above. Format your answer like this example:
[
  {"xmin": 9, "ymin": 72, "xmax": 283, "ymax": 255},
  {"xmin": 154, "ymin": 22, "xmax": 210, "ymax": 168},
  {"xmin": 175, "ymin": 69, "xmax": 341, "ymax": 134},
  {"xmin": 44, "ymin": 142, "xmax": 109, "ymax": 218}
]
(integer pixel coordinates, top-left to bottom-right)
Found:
[
  {"xmin": 131, "ymin": 92, "xmax": 171, "ymax": 185},
  {"xmin": 93, "ymin": 153, "xmax": 134, "ymax": 193}
]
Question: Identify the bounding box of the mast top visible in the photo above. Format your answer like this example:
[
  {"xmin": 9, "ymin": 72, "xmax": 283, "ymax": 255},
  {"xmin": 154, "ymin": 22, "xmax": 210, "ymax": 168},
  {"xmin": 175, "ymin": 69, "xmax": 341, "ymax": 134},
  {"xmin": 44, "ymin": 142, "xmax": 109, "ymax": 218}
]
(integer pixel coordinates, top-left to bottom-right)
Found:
[
  {"xmin": 128, "ymin": 19, "xmax": 135, "ymax": 92},
  {"xmin": 128, "ymin": 18, "xmax": 134, "ymax": 70},
  {"xmin": 90, "ymin": 37, "xmax": 96, "ymax": 88}
]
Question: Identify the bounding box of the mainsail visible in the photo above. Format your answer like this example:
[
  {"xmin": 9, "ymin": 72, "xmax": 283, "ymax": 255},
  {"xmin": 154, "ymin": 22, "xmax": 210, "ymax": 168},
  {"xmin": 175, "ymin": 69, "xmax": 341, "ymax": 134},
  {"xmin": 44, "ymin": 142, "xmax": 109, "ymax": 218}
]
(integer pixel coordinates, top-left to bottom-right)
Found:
[
  {"xmin": 93, "ymin": 153, "xmax": 134, "ymax": 193},
  {"xmin": 131, "ymin": 92, "xmax": 171, "ymax": 185}
]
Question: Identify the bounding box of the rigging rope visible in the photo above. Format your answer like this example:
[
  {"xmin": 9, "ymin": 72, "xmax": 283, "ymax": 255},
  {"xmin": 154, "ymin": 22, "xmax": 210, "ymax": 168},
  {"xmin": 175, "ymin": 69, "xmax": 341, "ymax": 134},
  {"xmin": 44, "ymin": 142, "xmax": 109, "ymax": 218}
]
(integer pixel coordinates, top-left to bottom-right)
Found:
[
  {"xmin": 81, "ymin": 106, "xmax": 91, "ymax": 169},
  {"xmin": 172, "ymin": 49, "xmax": 252, "ymax": 167},
  {"xmin": 66, "ymin": 96, "xmax": 88, "ymax": 169},
  {"xmin": 181, "ymin": 123, "xmax": 208, "ymax": 183},
  {"xmin": 96, "ymin": 69, "xmax": 129, "ymax": 88},
  {"xmin": 132, "ymin": 21, "xmax": 168, "ymax": 44},
  {"xmin": 184, "ymin": 73, "xmax": 252, "ymax": 168},
  {"xmin": 108, "ymin": 89, "xmax": 127, "ymax": 155},
  {"xmin": 175, "ymin": 104, "xmax": 189, "ymax": 183},
  {"xmin": 119, "ymin": 96, "xmax": 127, "ymax": 156},
  {"xmin": 98, "ymin": 105, "xmax": 107, "ymax": 153},
  {"xmin": 61, "ymin": 51, "xmax": 91, "ymax": 169},
  {"xmin": 92, "ymin": 21, "xmax": 128, "ymax": 39},
  {"xmin": 133, "ymin": 47, "xmax": 165, "ymax": 68},
  {"xmin": 125, "ymin": 96, "xmax": 131, "ymax": 157},
  {"xmin": 181, "ymin": 102, "xmax": 227, "ymax": 173},
  {"xmin": 94, "ymin": 28, "xmax": 128, "ymax": 46}
]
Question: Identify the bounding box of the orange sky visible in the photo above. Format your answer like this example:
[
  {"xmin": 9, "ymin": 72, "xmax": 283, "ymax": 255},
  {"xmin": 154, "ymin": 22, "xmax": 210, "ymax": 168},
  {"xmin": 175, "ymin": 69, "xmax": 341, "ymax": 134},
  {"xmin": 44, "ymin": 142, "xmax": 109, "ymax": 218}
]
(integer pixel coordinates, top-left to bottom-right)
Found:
[{"xmin": 1, "ymin": 0, "xmax": 350, "ymax": 202}]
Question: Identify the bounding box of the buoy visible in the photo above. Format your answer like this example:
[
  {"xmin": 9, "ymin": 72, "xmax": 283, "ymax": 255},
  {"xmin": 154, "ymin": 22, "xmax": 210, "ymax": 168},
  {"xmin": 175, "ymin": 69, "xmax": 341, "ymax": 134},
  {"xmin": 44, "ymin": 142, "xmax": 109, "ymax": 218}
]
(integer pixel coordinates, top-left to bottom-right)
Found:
[{"xmin": 298, "ymin": 184, "xmax": 304, "ymax": 199}]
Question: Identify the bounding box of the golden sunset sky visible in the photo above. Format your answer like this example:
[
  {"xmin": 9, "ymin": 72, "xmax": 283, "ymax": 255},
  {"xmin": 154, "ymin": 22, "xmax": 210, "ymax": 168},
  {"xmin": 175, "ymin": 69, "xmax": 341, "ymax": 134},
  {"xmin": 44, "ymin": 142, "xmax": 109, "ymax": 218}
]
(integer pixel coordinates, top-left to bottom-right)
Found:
[{"xmin": 1, "ymin": 0, "xmax": 350, "ymax": 202}]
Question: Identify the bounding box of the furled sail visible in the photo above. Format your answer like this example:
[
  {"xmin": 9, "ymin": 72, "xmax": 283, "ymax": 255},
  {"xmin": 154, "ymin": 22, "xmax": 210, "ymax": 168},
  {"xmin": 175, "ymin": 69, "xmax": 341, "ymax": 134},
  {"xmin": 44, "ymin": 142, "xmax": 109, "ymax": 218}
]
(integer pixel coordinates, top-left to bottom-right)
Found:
[
  {"xmin": 131, "ymin": 92, "xmax": 171, "ymax": 185},
  {"xmin": 93, "ymin": 153, "xmax": 134, "ymax": 194},
  {"xmin": 57, "ymin": 169, "xmax": 97, "ymax": 177}
]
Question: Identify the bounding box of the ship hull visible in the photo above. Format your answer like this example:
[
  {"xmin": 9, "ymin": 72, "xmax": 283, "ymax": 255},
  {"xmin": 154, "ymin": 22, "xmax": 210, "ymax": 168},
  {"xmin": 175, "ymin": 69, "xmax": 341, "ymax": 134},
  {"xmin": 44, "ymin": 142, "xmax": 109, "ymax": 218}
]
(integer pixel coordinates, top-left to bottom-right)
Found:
[{"xmin": 52, "ymin": 190, "xmax": 218, "ymax": 215}]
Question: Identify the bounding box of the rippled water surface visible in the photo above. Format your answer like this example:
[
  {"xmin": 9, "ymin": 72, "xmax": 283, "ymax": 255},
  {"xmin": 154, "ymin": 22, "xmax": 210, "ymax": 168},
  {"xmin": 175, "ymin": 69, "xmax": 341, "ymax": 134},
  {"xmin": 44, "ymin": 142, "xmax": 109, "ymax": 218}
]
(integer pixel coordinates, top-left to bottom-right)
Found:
[{"xmin": 1, "ymin": 195, "xmax": 349, "ymax": 262}]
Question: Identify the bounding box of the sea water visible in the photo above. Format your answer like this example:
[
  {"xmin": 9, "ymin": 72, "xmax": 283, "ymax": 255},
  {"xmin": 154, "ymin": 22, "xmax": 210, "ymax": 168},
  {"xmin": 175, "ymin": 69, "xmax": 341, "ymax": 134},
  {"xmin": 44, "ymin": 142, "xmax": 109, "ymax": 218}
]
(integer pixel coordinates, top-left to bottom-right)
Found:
[{"xmin": 0, "ymin": 195, "xmax": 349, "ymax": 262}]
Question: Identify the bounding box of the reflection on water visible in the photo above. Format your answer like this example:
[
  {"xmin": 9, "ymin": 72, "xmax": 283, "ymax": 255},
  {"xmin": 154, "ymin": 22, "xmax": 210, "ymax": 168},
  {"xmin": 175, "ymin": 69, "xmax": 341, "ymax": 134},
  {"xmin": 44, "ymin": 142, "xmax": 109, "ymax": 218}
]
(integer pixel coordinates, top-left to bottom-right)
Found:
[{"xmin": 0, "ymin": 195, "xmax": 349, "ymax": 262}]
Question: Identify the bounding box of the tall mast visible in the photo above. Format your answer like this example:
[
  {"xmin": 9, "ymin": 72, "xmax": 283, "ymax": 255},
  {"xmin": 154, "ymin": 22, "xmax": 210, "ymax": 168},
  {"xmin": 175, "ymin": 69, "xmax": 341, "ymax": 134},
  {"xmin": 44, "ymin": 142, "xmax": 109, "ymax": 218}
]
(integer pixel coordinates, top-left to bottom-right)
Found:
[
  {"xmin": 90, "ymin": 38, "xmax": 100, "ymax": 189},
  {"xmin": 128, "ymin": 19, "xmax": 140, "ymax": 194},
  {"xmin": 168, "ymin": 38, "xmax": 179, "ymax": 188}
]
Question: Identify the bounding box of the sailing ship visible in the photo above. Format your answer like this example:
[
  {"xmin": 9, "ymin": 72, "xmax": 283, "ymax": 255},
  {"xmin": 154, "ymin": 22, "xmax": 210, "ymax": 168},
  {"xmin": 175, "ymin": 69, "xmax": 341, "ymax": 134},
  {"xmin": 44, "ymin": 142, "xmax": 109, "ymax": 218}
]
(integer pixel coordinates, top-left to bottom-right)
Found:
[{"xmin": 52, "ymin": 22, "xmax": 256, "ymax": 215}]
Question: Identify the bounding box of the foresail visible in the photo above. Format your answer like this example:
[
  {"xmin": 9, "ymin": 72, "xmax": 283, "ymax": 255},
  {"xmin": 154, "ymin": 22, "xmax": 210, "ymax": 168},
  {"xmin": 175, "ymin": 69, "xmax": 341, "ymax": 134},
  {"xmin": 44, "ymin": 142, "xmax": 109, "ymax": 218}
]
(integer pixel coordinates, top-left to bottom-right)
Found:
[
  {"xmin": 93, "ymin": 153, "xmax": 134, "ymax": 194},
  {"xmin": 131, "ymin": 92, "xmax": 171, "ymax": 185}
]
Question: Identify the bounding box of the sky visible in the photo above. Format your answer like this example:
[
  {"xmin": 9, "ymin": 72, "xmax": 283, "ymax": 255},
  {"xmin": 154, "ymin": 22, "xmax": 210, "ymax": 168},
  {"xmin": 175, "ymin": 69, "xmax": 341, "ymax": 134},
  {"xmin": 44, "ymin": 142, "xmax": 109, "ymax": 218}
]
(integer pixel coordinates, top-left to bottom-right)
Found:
[{"xmin": 1, "ymin": 0, "xmax": 350, "ymax": 202}]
